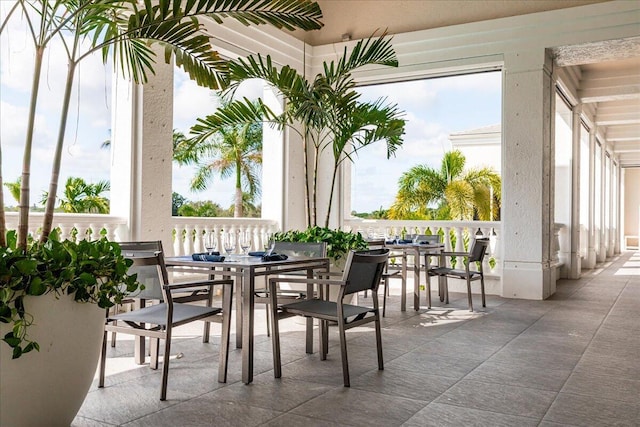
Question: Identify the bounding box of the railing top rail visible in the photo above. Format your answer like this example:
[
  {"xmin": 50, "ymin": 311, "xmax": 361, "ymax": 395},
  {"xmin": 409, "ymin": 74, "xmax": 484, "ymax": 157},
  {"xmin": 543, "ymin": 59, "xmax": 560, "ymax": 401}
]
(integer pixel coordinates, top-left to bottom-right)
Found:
[{"xmin": 344, "ymin": 218, "xmax": 501, "ymax": 229}]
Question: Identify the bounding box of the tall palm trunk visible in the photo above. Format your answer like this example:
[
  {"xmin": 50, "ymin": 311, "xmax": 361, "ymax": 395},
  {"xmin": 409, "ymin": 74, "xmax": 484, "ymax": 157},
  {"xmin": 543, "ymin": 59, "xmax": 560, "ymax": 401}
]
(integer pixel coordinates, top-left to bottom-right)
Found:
[
  {"xmin": 18, "ymin": 46, "xmax": 45, "ymax": 249},
  {"xmin": 324, "ymin": 162, "xmax": 340, "ymax": 228},
  {"xmin": 234, "ymin": 157, "xmax": 243, "ymax": 217},
  {"xmin": 40, "ymin": 62, "xmax": 77, "ymax": 242}
]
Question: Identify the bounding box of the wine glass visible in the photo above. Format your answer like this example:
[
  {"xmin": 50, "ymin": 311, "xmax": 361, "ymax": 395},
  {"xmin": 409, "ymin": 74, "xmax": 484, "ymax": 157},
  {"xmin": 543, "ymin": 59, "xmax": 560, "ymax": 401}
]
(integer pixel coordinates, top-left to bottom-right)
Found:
[
  {"xmin": 203, "ymin": 231, "xmax": 217, "ymax": 255},
  {"xmin": 239, "ymin": 231, "xmax": 251, "ymax": 255},
  {"xmin": 263, "ymin": 233, "xmax": 275, "ymax": 254},
  {"xmin": 223, "ymin": 232, "xmax": 236, "ymax": 257}
]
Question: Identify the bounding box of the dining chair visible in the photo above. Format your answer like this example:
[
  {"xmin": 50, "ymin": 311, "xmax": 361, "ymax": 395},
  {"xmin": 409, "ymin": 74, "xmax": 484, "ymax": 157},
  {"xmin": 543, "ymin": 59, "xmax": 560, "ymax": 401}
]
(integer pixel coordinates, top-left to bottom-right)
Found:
[
  {"xmin": 427, "ymin": 237, "xmax": 489, "ymax": 311},
  {"xmin": 268, "ymin": 248, "xmax": 389, "ymax": 387},
  {"xmin": 109, "ymin": 241, "xmax": 215, "ymax": 347},
  {"xmin": 98, "ymin": 244, "xmax": 233, "ymax": 400},
  {"xmin": 255, "ymin": 241, "xmax": 327, "ymax": 336}
]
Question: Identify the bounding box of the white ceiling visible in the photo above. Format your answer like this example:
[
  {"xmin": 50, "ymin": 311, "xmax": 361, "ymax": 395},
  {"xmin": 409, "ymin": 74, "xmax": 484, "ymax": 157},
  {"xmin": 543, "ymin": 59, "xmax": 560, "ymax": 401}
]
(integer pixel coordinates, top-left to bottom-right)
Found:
[
  {"xmin": 290, "ymin": 0, "xmax": 638, "ymax": 168},
  {"xmin": 292, "ymin": 0, "xmax": 610, "ymax": 46},
  {"xmin": 552, "ymin": 41, "xmax": 640, "ymax": 168}
]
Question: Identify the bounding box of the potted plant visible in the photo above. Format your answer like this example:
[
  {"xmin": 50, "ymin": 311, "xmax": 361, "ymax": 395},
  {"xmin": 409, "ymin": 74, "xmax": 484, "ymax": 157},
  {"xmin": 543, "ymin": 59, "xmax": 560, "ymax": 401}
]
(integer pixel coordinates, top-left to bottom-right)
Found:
[
  {"xmin": 274, "ymin": 226, "xmax": 368, "ymax": 268},
  {"xmin": 193, "ymin": 34, "xmax": 406, "ymax": 228},
  {"xmin": 0, "ymin": 1, "xmax": 322, "ymax": 424},
  {"xmin": 0, "ymin": 230, "xmax": 139, "ymax": 426}
]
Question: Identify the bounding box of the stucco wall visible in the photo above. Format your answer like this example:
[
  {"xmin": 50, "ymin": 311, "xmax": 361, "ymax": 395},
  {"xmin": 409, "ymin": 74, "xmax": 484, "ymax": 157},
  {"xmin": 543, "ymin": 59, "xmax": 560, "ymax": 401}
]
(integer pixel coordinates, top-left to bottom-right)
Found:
[{"xmin": 624, "ymin": 168, "xmax": 640, "ymax": 247}]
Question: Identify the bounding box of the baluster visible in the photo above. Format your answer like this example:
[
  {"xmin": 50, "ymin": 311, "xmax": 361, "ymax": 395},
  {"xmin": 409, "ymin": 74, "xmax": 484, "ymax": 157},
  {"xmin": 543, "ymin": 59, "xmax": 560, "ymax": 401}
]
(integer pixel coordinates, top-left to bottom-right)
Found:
[
  {"xmin": 443, "ymin": 227, "xmax": 452, "ymax": 268},
  {"xmin": 173, "ymin": 224, "xmax": 181, "ymax": 256},
  {"xmin": 454, "ymin": 226, "xmax": 464, "ymax": 252},
  {"xmin": 184, "ymin": 224, "xmax": 194, "ymax": 255},
  {"xmin": 104, "ymin": 223, "xmax": 117, "ymax": 241},
  {"xmin": 193, "ymin": 225, "xmax": 203, "ymax": 253}
]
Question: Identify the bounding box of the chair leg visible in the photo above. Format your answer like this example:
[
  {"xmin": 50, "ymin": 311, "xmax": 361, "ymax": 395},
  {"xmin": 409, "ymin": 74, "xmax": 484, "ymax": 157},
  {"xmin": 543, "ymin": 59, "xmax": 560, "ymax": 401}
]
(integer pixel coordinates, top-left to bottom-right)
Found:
[
  {"xmin": 265, "ymin": 301, "xmax": 271, "ymax": 337},
  {"xmin": 426, "ymin": 274, "xmax": 432, "ymax": 309},
  {"xmin": 270, "ymin": 307, "xmax": 282, "ymax": 379},
  {"xmin": 320, "ymin": 320, "xmax": 328, "ymax": 360},
  {"xmin": 150, "ymin": 338, "xmax": 160, "ymax": 370},
  {"xmin": 466, "ymin": 277, "xmax": 473, "ymax": 312},
  {"xmin": 160, "ymin": 333, "xmax": 171, "ymax": 401},
  {"xmin": 337, "ymin": 317, "xmax": 350, "ymax": 387},
  {"xmin": 480, "ymin": 274, "xmax": 486, "ymax": 308},
  {"xmin": 375, "ymin": 312, "xmax": 384, "ymax": 371},
  {"xmin": 110, "ymin": 322, "xmax": 117, "ymax": 347},
  {"xmin": 382, "ymin": 277, "xmax": 388, "ymax": 317},
  {"xmin": 218, "ymin": 283, "xmax": 233, "ymax": 383},
  {"xmin": 98, "ymin": 330, "xmax": 107, "ymax": 388}
]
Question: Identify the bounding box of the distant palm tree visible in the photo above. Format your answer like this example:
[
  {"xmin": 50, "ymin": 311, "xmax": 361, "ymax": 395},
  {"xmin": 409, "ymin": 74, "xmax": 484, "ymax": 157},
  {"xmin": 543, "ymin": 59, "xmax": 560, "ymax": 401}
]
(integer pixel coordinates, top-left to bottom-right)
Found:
[
  {"xmin": 41, "ymin": 177, "xmax": 110, "ymax": 214},
  {"xmin": 4, "ymin": 178, "xmax": 21, "ymax": 204},
  {"xmin": 389, "ymin": 150, "xmax": 501, "ymax": 221},
  {"xmin": 174, "ymin": 99, "xmax": 262, "ymax": 218}
]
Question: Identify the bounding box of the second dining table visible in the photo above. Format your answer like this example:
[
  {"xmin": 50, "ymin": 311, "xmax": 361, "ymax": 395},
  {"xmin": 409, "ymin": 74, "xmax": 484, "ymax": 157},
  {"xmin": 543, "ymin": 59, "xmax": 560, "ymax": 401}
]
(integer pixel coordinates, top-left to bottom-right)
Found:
[
  {"xmin": 165, "ymin": 254, "xmax": 330, "ymax": 384},
  {"xmin": 384, "ymin": 242, "xmax": 445, "ymax": 310}
]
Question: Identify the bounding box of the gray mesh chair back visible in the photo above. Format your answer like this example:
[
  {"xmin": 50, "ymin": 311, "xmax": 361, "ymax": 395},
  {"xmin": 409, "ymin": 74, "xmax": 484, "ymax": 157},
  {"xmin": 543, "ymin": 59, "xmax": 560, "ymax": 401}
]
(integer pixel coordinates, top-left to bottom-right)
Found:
[
  {"xmin": 341, "ymin": 249, "xmax": 389, "ymax": 296},
  {"xmin": 469, "ymin": 238, "xmax": 489, "ymax": 262},
  {"xmin": 273, "ymin": 241, "xmax": 327, "ymax": 258},
  {"xmin": 119, "ymin": 241, "xmax": 165, "ymax": 300}
]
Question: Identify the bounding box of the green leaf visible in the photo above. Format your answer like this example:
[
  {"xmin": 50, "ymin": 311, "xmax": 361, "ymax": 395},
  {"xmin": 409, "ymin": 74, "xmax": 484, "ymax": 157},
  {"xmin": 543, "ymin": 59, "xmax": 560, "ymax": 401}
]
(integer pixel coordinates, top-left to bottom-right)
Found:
[
  {"xmin": 28, "ymin": 277, "xmax": 47, "ymax": 296},
  {"xmin": 14, "ymin": 259, "xmax": 37, "ymax": 275},
  {"xmin": 3, "ymin": 332, "xmax": 20, "ymax": 348}
]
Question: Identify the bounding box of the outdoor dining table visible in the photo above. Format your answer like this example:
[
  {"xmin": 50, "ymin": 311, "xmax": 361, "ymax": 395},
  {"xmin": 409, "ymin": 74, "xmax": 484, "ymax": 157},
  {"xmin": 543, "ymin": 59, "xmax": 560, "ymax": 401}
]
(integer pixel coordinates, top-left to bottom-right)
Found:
[
  {"xmin": 384, "ymin": 242, "xmax": 445, "ymax": 310},
  {"xmin": 165, "ymin": 254, "xmax": 330, "ymax": 384}
]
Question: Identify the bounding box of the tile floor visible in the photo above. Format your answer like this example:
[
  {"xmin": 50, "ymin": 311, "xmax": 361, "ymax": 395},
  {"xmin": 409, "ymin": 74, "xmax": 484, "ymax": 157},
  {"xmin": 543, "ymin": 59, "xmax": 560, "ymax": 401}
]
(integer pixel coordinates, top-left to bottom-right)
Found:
[{"xmin": 75, "ymin": 251, "xmax": 640, "ymax": 426}]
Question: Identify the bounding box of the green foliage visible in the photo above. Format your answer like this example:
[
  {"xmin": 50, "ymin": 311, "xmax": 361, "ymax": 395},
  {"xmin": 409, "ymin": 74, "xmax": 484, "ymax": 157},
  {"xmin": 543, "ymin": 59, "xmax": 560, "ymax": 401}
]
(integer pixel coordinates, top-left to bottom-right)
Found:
[
  {"xmin": 224, "ymin": 34, "xmax": 405, "ymax": 227},
  {"xmin": 389, "ymin": 150, "xmax": 501, "ymax": 221},
  {"xmin": 174, "ymin": 97, "xmax": 263, "ymax": 218},
  {"xmin": 178, "ymin": 200, "xmax": 225, "ymax": 217},
  {"xmin": 0, "ymin": 231, "xmax": 141, "ymax": 359},
  {"xmin": 273, "ymin": 226, "xmax": 367, "ymax": 261},
  {"xmin": 41, "ymin": 177, "xmax": 110, "ymax": 214}
]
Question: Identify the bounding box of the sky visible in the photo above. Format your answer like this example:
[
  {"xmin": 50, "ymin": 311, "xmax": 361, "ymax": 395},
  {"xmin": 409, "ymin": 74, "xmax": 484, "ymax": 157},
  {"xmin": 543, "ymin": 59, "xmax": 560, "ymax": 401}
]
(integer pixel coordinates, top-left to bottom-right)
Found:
[{"xmin": 1, "ymin": 2, "xmax": 501, "ymax": 213}]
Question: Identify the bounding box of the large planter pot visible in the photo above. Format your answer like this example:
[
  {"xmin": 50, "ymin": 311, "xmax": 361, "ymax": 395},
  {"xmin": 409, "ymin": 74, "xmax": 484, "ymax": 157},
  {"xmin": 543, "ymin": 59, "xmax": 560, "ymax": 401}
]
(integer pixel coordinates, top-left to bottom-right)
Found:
[{"xmin": 0, "ymin": 292, "xmax": 105, "ymax": 427}]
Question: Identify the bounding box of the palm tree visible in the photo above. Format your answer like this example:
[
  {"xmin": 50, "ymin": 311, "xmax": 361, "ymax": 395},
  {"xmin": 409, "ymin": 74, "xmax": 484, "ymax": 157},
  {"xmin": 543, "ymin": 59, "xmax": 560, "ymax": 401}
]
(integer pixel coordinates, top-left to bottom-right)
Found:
[
  {"xmin": 0, "ymin": 0, "xmax": 323, "ymax": 249},
  {"xmin": 4, "ymin": 178, "xmax": 21, "ymax": 205},
  {"xmin": 41, "ymin": 177, "xmax": 110, "ymax": 214},
  {"xmin": 389, "ymin": 150, "xmax": 501, "ymax": 221},
  {"xmin": 215, "ymin": 34, "xmax": 405, "ymax": 227},
  {"xmin": 174, "ymin": 99, "xmax": 262, "ymax": 217}
]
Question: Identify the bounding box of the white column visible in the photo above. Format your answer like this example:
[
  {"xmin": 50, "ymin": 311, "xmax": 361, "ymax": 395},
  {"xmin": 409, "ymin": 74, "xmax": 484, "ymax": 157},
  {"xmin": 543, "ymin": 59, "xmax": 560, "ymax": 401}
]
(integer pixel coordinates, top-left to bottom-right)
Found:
[
  {"xmin": 597, "ymin": 139, "xmax": 607, "ymax": 263},
  {"xmin": 501, "ymin": 49, "xmax": 555, "ymax": 300},
  {"xmin": 585, "ymin": 128, "xmax": 597, "ymax": 268},
  {"xmin": 110, "ymin": 46, "xmax": 174, "ymax": 253},
  {"xmin": 569, "ymin": 106, "xmax": 582, "ymax": 279},
  {"xmin": 260, "ymin": 85, "xmax": 286, "ymax": 230}
]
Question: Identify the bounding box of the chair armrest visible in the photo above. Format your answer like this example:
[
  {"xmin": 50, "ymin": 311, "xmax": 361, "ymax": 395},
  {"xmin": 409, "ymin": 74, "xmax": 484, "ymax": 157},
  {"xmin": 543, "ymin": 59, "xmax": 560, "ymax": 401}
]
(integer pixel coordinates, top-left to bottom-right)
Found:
[
  {"xmin": 164, "ymin": 279, "xmax": 233, "ymax": 291},
  {"xmin": 439, "ymin": 251, "xmax": 470, "ymax": 257},
  {"xmin": 268, "ymin": 276, "xmax": 346, "ymax": 287}
]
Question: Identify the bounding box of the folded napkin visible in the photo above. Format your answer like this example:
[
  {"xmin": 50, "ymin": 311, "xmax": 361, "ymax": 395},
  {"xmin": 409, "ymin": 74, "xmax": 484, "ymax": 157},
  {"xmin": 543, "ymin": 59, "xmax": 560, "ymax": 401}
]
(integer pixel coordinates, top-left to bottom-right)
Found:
[
  {"xmin": 386, "ymin": 239, "xmax": 413, "ymax": 244},
  {"xmin": 192, "ymin": 253, "xmax": 225, "ymax": 262},
  {"xmin": 261, "ymin": 253, "xmax": 288, "ymax": 262},
  {"xmin": 248, "ymin": 251, "xmax": 266, "ymax": 257}
]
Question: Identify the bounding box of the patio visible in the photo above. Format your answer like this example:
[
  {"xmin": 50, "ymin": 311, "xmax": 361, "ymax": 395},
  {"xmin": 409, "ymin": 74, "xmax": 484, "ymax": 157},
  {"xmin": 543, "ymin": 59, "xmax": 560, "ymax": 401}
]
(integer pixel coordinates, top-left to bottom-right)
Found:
[{"xmin": 75, "ymin": 250, "xmax": 640, "ymax": 426}]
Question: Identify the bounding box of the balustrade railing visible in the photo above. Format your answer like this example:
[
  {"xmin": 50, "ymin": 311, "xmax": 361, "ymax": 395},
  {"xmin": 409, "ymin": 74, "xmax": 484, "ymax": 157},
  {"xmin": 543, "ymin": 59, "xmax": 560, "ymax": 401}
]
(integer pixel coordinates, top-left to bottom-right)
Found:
[
  {"xmin": 171, "ymin": 217, "xmax": 279, "ymax": 256},
  {"xmin": 343, "ymin": 218, "xmax": 501, "ymax": 275},
  {"xmin": 4, "ymin": 212, "xmax": 128, "ymax": 242}
]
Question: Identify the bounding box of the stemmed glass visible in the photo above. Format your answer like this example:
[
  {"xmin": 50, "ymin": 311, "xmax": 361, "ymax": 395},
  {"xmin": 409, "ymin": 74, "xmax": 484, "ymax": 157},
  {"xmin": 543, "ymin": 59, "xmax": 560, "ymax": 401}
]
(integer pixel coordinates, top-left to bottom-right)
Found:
[
  {"xmin": 204, "ymin": 231, "xmax": 217, "ymax": 255},
  {"xmin": 263, "ymin": 232, "xmax": 275, "ymax": 255},
  {"xmin": 223, "ymin": 232, "xmax": 236, "ymax": 258},
  {"xmin": 239, "ymin": 232, "xmax": 251, "ymax": 255}
]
